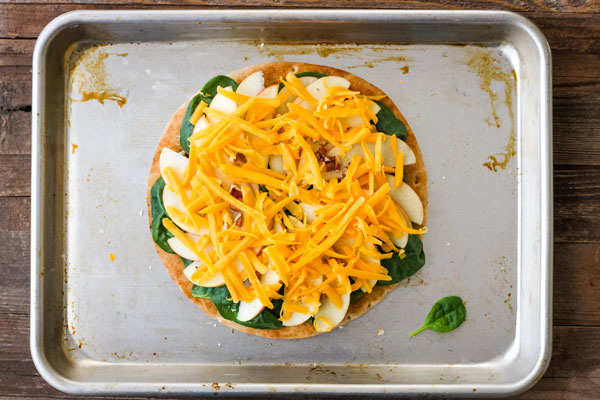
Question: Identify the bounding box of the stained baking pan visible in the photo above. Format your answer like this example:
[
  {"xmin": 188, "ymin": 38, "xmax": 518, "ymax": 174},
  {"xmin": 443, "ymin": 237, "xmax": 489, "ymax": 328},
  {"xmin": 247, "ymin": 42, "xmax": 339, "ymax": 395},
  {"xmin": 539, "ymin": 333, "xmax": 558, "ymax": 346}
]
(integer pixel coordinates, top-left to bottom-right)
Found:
[{"xmin": 31, "ymin": 10, "xmax": 552, "ymax": 396}]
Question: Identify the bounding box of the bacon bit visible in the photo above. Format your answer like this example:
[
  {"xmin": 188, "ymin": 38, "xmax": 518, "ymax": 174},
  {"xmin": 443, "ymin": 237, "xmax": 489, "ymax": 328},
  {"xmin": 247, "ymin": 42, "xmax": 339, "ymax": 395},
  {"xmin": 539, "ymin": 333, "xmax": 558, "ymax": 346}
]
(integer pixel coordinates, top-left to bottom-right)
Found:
[
  {"xmin": 315, "ymin": 144, "xmax": 340, "ymax": 171},
  {"xmin": 323, "ymin": 157, "xmax": 341, "ymax": 172},
  {"xmin": 229, "ymin": 186, "xmax": 243, "ymax": 212},
  {"xmin": 315, "ymin": 146, "xmax": 327, "ymax": 163},
  {"xmin": 341, "ymin": 167, "xmax": 348, "ymax": 178},
  {"xmin": 234, "ymin": 153, "xmax": 246, "ymax": 164}
]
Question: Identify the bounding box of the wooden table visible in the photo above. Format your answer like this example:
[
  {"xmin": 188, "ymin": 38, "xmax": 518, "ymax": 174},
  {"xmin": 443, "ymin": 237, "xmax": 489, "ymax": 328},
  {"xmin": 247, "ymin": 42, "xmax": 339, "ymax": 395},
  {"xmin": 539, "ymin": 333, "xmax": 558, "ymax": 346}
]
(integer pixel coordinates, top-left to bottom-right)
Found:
[{"xmin": 1, "ymin": 1, "xmax": 598, "ymax": 398}]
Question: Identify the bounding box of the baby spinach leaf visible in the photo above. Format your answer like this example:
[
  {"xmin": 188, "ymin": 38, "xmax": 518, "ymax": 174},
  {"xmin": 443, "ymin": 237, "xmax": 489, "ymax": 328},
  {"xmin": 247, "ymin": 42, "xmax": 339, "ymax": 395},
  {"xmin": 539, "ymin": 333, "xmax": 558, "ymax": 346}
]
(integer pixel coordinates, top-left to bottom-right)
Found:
[
  {"xmin": 378, "ymin": 235, "xmax": 425, "ymax": 285},
  {"xmin": 150, "ymin": 177, "xmax": 175, "ymax": 254},
  {"xmin": 258, "ymin": 184, "xmax": 269, "ymax": 193},
  {"xmin": 191, "ymin": 285, "xmax": 211, "ymax": 298},
  {"xmin": 375, "ymin": 100, "xmax": 407, "ymax": 141},
  {"xmin": 277, "ymin": 71, "xmax": 328, "ymax": 91},
  {"xmin": 409, "ymin": 296, "xmax": 466, "ymax": 337},
  {"xmin": 350, "ymin": 289, "xmax": 364, "ymax": 304},
  {"xmin": 181, "ymin": 257, "xmax": 194, "ymax": 268},
  {"xmin": 296, "ymin": 71, "xmax": 328, "ymax": 79},
  {"xmin": 179, "ymin": 75, "xmax": 238, "ymax": 154},
  {"xmin": 192, "ymin": 285, "xmax": 283, "ymax": 329}
]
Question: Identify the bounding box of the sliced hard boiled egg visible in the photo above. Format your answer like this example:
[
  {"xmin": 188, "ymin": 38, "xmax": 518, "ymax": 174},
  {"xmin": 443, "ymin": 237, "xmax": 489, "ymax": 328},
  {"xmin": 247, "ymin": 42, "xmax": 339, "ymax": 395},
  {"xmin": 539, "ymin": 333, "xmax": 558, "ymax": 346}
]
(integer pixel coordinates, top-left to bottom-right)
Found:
[
  {"xmin": 330, "ymin": 140, "xmax": 416, "ymax": 166},
  {"xmin": 207, "ymin": 86, "xmax": 237, "ymax": 123},
  {"xmin": 276, "ymin": 76, "xmax": 319, "ymax": 115},
  {"xmin": 360, "ymin": 243, "xmax": 380, "ymax": 293},
  {"xmin": 282, "ymin": 303, "xmax": 316, "ymax": 327},
  {"xmin": 184, "ymin": 261, "xmax": 225, "ymax": 287},
  {"xmin": 192, "ymin": 115, "xmax": 210, "ymax": 135},
  {"xmin": 342, "ymin": 101, "xmax": 381, "ymax": 128},
  {"xmin": 386, "ymin": 174, "xmax": 424, "ymax": 225},
  {"xmin": 237, "ymin": 269, "xmax": 281, "ymax": 322},
  {"xmin": 236, "ymin": 297, "xmax": 263, "ymax": 322},
  {"xmin": 167, "ymin": 233, "xmax": 202, "ymax": 261},
  {"xmin": 159, "ymin": 147, "xmax": 188, "ymax": 183},
  {"xmin": 305, "ymin": 76, "xmax": 351, "ymax": 101},
  {"xmin": 390, "ymin": 232, "xmax": 408, "ymax": 249},
  {"xmin": 313, "ymin": 292, "xmax": 350, "ymax": 332},
  {"xmin": 162, "ymin": 186, "xmax": 207, "ymax": 236},
  {"xmin": 268, "ymin": 154, "xmax": 285, "ymax": 174},
  {"xmin": 236, "ymin": 71, "xmax": 265, "ymax": 97},
  {"xmin": 282, "ymin": 274, "xmax": 323, "ymax": 327},
  {"xmin": 299, "ymin": 202, "xmax": 319, "ymax": 224}
]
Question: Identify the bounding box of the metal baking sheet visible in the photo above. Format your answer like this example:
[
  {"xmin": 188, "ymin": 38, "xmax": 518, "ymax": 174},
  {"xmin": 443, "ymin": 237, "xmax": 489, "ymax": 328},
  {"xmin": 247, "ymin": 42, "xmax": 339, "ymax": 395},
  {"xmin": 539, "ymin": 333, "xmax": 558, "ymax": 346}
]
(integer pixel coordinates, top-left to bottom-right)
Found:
[{"xmin": 31, "ymin": 10, "xmax": 552, "ymax": 396}]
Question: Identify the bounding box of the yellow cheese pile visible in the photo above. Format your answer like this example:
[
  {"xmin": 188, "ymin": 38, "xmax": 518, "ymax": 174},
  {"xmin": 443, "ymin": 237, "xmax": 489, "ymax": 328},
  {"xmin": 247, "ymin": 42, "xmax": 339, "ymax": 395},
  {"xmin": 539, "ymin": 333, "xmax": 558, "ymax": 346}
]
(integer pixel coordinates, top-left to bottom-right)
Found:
[{"xmin": 161, "ymin": 72, "xmax": 426, "ymax": 329}]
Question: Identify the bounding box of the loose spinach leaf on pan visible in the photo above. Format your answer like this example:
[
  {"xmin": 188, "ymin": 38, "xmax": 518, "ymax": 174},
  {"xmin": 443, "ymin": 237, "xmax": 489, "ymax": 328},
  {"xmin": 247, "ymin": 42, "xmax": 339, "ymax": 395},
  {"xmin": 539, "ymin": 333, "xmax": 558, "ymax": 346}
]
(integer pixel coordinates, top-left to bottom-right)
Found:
[
  {"xmin": 378, "ymin": 235, "xmax": 425, "ymax": 285},
  {"xmin": 277, "ymin": 71, "xmax": 328, "ymax": 91},
  {"xmin": 375, "ymin": 100, "xmax": 408, "ymax": 141},
  {"xmin": 150, "ymin": 177, "xmax": 175, "ymax": 254},
  {"xmin": 409, "ymin": 296, "xmax": 466, "ymax": 337},
  {"xmin": 192, "ymin": 285, "xmax": 283, "ymax": 330},
  {"xmin": 179, "ymin": 75, "xmax": 238, "ymax": 154}
]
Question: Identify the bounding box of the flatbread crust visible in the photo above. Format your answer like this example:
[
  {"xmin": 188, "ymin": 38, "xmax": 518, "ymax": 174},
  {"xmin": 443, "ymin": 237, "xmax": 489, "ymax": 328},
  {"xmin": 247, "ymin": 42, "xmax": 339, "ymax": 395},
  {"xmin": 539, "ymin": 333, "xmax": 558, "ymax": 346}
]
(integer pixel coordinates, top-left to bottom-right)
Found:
[{"xmin": 147, "ymin": 62, "xmax": 427, "ymax": 339}]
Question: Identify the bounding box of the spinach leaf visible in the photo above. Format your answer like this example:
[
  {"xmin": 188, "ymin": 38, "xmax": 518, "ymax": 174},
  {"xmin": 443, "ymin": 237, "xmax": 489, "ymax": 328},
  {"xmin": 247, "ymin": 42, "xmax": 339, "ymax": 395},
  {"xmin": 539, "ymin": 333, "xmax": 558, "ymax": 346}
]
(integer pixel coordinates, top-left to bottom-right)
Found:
[
  {"xmin": 192, "ymin": 285, "xmax": 283, "ymax": 330},
  {"xmin": 378, "ymin": 235, "xmax": 425, "ymax": 285},
  {"xmin": 150, "ymin": 177, "xmax": 175, "ymax": 254},
  {"xmin": 277, "ymin": 71, "xmax": 328, "ymax": 91},
  {"xmin": 181, "ymin": 257, "xmax": 194, "ymax": 268},
  {"xmin": 180, "ymin": 75, "xmax": 238, "ymax": 154},
  {"xmin": 191, "ymin": 285, "xmax": 211, "ymax": 298},
  {"xmin": 410, "ymin": 296, "xmax": 466, "ymax": 337},
  {"xmin": 350, "ymin": 290, "xmax": 364, "ymax": 304},
  {"xmin": 375, "ymin": 100, "xmax": 407, "ymax": 141},
  {"xmin": 258, "ymin": 184, "xmax": 269, "ymax": 193}
]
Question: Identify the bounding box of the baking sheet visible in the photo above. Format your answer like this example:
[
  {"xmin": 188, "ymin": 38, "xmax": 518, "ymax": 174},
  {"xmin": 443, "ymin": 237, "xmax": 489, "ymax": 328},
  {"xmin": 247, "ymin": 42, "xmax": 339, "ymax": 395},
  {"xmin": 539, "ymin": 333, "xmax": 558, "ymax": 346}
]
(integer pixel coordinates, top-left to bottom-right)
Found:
[{"xmin": 31, "ymin": 10, "xmax": 552, "ymax": 396}]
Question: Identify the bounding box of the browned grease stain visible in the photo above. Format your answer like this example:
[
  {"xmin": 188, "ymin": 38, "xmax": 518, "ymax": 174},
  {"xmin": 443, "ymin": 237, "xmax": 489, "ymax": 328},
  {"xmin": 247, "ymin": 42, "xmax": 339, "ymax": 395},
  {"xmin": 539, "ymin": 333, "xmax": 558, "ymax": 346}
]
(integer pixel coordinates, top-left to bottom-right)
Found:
[
  {"xmin": 71, "ymin": 143, "xmax": 78, "ymax": 154},
  {"xmin": 116, "ymin": 52, "xmax": 128, "ymax": 57},
  {"xmin": 70, "ymin": 48, "xmax": 127, "ymax": 108},
  {"xmin": 255, "ymin": 43, "xmax": 408, "ymax": 67},
  {"xmin": 400, "ymin": 65, "xmax": 409, "ymax": 74},
  {"xmin": 467, "ymin": 50, "xmax": 516, "ymax": 172},
  {"xmin": 347, "ymin": 56, "xmax": 408, "ymax": 69}
]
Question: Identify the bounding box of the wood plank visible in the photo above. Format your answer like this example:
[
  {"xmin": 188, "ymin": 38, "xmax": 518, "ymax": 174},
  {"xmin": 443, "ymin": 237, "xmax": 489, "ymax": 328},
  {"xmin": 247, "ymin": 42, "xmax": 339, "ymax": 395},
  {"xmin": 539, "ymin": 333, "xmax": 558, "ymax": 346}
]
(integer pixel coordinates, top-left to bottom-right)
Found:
[
  {"xmin": 554, "ymin": 165, "xmax": 600, "ymax": 244},
  {"xmin": 1, "ymin": 4, "xmax": 600, "ymax": 49},
  {"xmin": 554, "ymin": 243, "xmax": 600, "ymax": 326},
  {"xmin": 1, "ymin": 0, "xmax": 600, "ymax": 12},
  {"xmin": 527, "ymin": 12, "xmax": 600, "ymax": 54},
  {"xmin": 0, "ymin": 231, "xmax": 29, "ymax": 316},
  {"xmin": 554, "ymin": 53, "xmax": 600, "ymax": 93},
  {"xmin": 0, "ymin": 154, "xmax": 30, "ymax": 196},
  {"xmin": 0, "ymin": 197, "xmax": 29, "ymax": 232},
  {"xmin": 0, "ymin": 111, "xmax": 31, "ymax": 154},
  {"xmin": 553, "ymin": 92, "xmax": 600, "ymax": 166},
  {"xmin": 545, "ymin": 326, "xmax": 600, "ymax": 379},
  {"xmin": 0, "ymin": 38, "xmax": 34, "ymax": 67},
  {"xmin": 513, "ymin": 377, "xmax": 600, "ymax": 400}
]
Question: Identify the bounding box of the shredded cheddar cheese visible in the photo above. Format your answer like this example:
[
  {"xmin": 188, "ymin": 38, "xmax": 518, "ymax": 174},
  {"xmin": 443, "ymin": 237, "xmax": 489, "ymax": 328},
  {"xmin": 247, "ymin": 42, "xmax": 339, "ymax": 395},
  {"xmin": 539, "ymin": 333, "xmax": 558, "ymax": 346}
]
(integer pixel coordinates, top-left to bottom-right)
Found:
[{"xmin": 159, "ymin": 73, "xmax": 427, "ymax": 327}]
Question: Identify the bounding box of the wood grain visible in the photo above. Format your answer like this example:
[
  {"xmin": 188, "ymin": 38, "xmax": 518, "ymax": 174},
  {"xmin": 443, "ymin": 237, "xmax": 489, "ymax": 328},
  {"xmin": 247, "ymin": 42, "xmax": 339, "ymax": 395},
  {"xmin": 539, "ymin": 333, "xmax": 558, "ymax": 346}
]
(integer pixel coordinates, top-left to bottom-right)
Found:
[
  {"xmin": 0, "ymin": 154, "xmax": 30, "ymax": 196},
  {"xmin": 553, "ymin": 243, "xmax": 600, "ymax": 325},
  {"xmin": 554, "ymin": 165, "xmax": 600, "ymax": 244},
  {"xmin": 2, "ymin": 0, "xmax": 600, "ymax": 12}
]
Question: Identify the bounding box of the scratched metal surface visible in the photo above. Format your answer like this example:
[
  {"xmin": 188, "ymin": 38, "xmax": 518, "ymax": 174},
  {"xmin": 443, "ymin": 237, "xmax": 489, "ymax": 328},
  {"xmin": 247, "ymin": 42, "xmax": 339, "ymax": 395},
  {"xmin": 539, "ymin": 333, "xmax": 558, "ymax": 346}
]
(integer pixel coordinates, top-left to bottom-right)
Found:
[{"xmin": 30, "ymin": 10, "xmax": 552, "ymax": 396}]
